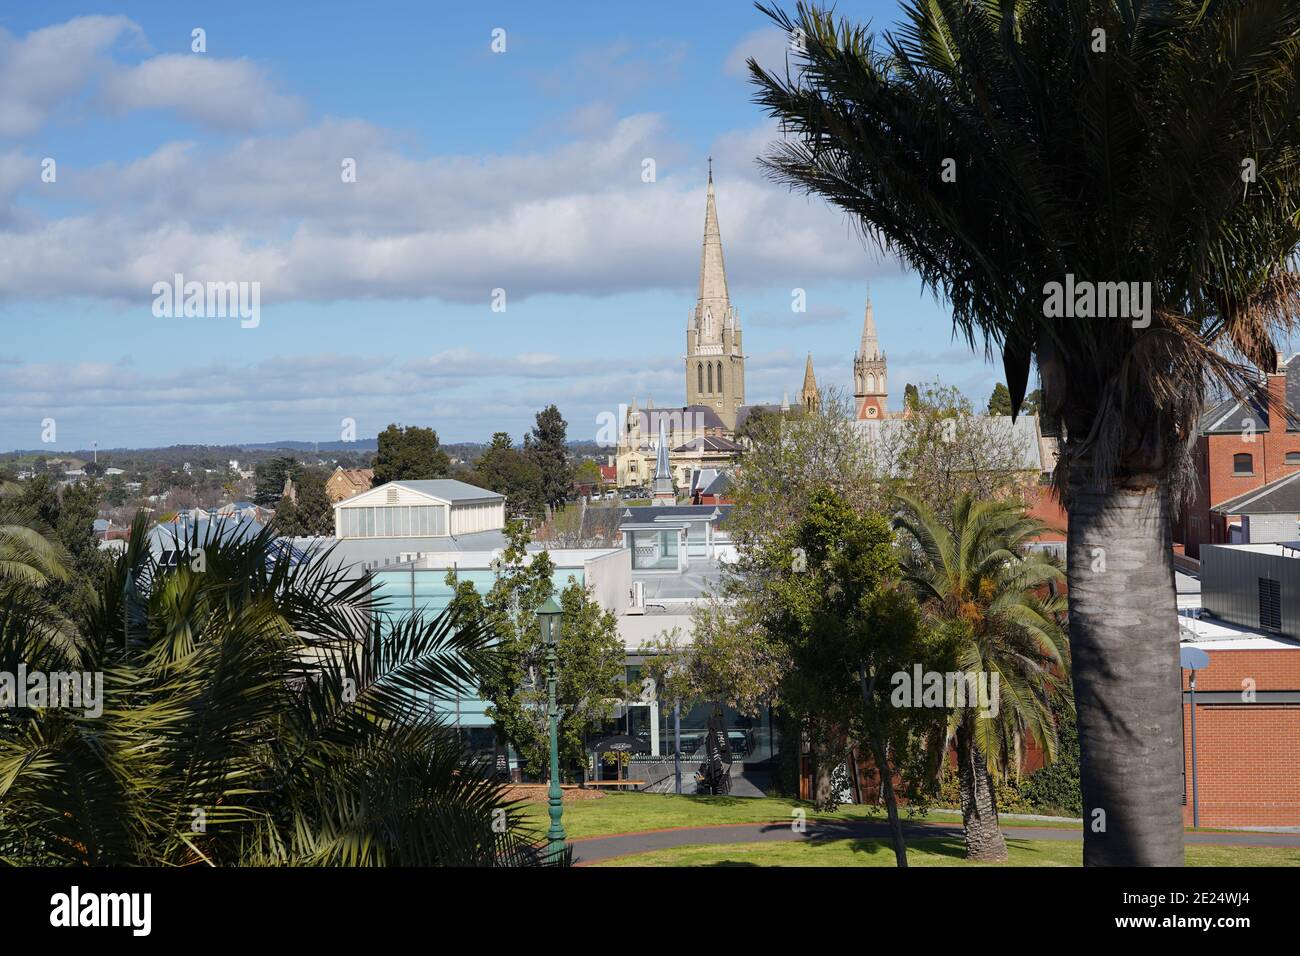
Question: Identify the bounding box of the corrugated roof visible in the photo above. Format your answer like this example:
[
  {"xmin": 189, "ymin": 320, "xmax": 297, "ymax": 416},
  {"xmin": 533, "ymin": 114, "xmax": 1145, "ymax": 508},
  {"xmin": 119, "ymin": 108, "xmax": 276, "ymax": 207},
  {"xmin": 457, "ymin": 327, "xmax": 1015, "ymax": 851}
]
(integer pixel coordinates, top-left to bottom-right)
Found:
[{"xmin": 388, "ymin": 479, "xmax": 504, "ymax": 503}]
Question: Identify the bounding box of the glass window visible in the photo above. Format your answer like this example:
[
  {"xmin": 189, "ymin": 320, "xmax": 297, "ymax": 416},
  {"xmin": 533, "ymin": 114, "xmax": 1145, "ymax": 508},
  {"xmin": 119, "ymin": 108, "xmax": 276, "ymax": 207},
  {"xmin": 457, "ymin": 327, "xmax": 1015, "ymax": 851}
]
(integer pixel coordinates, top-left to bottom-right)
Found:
[
  {"xmin": 1287, "ymin": 452, "xmax": 1300, "ymax": 465},
  {"xmin": 363, "ymin": 508, "xmax": 373, "ymax": 537},
  {"xmin": 398, "ymin": 506, "xmax": 410, "ymax": 536},
  {"xmin": 1233, "ymin": 453, "xmax": 1253, "ymax": 475}
]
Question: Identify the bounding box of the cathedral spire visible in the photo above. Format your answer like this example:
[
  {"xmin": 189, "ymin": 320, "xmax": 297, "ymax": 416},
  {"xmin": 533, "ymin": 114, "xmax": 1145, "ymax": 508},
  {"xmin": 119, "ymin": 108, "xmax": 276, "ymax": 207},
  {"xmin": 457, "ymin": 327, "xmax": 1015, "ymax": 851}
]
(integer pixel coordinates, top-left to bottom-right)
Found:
[
  {"xmin": 696, "ymin": 164, "xmax": 731, "ymax": 329},
  {"xmin": 854, "ymin": 289, "xmax": 888, "ymax": 420},
  {"xmin": 801, "ymin": 353, "xmax": 819, "ymax": 412},
  {"xmin": 859, "ymin": 291, "xmax": 881, "ymax": 360}
]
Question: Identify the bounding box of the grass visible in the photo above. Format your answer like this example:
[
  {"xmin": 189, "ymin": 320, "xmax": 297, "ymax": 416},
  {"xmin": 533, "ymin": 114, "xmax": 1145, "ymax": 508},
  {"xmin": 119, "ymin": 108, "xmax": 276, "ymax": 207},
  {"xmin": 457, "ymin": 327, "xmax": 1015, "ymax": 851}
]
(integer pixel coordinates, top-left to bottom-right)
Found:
[
  {"xmin": 516, "ymin": 792, "xmax": 1082, "ymax": 840},
  {"xmin": 591, "ymin": 837, "xmax": 1300, "ymax": 867}
]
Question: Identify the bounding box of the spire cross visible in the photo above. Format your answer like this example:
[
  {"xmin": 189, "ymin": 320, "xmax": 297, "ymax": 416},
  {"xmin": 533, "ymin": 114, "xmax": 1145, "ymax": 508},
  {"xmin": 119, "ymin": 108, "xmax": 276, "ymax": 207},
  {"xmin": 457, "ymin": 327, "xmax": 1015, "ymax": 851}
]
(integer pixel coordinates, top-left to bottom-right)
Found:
[{"xmin": 708, "ymin": 156, "xmax": 712, "ymax": 182}]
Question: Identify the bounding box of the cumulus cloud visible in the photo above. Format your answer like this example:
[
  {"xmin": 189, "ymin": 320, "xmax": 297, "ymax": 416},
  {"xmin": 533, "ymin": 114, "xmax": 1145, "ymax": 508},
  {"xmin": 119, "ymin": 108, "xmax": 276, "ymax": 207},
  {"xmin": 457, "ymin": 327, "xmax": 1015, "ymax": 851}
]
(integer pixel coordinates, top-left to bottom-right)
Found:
[
  {"xmin": 99, "ymin": 54, "xmax": 304, "ymax": 130},
  {"xmin": 0, "ymin": 15, "xmax": 140, "ymax": 136},
  {"xmin": 1, "ymin": 109, "xmax": 879, "ymax": 306}
]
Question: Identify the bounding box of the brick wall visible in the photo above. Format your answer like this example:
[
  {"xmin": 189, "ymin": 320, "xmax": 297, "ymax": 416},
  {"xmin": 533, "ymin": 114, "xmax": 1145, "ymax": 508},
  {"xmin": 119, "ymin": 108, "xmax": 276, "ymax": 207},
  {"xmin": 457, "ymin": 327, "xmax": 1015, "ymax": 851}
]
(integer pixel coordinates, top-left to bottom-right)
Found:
[
  {"xmin": 1181, "ymin": 648, "xmax": 1300, "ymax": 826},
  {"xmin": 1179, "ymin": 371, "xmax": 1300, "ymax": 557}
]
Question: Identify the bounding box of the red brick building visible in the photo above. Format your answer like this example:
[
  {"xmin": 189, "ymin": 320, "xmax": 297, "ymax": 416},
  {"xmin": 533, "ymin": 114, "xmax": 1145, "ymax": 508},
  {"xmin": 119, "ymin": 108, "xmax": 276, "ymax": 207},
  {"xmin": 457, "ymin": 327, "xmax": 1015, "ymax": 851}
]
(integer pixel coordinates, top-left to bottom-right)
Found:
[
  {"xmin": 1181, "ymin": 641, "xmax": 1300, "ymax": 827},
  {"xmin": 1177, "ymin": 355, "xmax": 1300, "ymax": 558}
]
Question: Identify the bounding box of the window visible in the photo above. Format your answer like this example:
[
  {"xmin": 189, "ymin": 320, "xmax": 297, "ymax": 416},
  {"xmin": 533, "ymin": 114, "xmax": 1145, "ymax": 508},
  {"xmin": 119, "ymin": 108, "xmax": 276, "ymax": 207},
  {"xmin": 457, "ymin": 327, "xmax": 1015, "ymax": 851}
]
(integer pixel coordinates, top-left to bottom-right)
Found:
[
  {"xmin": 1287, "ymin": 452, "xmax": 1300, "ymax": 465},
  {"xmin": 707, "ymin": 363, "xmax": 713, "ymax": 393},
  {"xmin": 1259, "ymin": 577, "xmax": 1282, "ymax": 632},
  {"xmin": 697, "ymin": 363, "xmax": 703, "ymax": 394},
  {"xmin": 1233, "ymin": 453, "xmax": 1254, "ymax": 475}
]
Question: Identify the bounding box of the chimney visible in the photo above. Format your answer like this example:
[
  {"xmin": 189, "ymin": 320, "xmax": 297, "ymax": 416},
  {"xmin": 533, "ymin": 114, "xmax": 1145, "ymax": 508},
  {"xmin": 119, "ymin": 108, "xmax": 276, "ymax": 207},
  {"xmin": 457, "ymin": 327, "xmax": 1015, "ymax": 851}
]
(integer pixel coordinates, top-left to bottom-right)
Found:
[{"xmin": 1267, "ymin": 356, "xmax": 1290, "ymax": 434}]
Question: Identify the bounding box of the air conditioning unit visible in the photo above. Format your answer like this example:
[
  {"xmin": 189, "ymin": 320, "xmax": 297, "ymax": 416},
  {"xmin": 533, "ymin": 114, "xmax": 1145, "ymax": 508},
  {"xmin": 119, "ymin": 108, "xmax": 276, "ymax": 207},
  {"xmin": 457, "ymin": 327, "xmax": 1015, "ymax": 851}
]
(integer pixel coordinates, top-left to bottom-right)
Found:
[{"xmin": 626, "ymin": 580, "xmax": 645, "ymax": 615}]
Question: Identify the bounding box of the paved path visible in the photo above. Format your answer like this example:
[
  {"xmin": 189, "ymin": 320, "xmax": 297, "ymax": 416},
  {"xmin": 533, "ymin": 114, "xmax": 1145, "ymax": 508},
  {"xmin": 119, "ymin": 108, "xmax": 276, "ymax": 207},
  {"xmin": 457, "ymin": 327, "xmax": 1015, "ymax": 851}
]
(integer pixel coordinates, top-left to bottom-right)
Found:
[{"xmin": 570, "ymin": 818, "xmax": 1300, "ymax": 865}]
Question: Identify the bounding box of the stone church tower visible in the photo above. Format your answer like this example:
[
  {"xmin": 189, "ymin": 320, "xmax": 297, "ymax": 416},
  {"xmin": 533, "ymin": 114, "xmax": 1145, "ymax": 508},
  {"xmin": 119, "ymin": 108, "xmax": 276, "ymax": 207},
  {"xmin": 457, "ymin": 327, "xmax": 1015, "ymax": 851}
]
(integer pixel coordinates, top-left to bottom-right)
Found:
[
  {"xmin": 685, "ymin": 165, "xmax": 745, "ymax": 431},
  {"xmin": 853, "ymin": 294, "xmax": 888, "ymax": 420},
  {"xmin": 800, "ymin": 353, "xmax": 819, "ymax": 412}
]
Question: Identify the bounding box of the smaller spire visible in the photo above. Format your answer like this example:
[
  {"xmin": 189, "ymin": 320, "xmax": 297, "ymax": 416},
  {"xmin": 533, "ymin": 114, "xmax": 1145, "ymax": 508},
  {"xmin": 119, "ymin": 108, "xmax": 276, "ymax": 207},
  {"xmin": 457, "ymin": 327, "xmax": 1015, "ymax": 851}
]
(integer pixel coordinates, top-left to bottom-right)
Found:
[
  {"xmin": 652, "ymin": 417, "xmax": 675, "ymax": 505},
  {"xmin": 708, "ymin": 155, "xmax": 713, "ymax": 184}
]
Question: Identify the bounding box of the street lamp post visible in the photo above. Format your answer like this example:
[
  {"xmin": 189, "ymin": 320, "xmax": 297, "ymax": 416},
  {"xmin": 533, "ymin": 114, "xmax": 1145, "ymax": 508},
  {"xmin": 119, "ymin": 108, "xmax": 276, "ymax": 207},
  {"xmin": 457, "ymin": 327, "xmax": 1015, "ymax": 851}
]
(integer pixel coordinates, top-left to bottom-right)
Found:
[{"xmin": 538, "ymin": 596, "xmax": 567, "ymax": 863}]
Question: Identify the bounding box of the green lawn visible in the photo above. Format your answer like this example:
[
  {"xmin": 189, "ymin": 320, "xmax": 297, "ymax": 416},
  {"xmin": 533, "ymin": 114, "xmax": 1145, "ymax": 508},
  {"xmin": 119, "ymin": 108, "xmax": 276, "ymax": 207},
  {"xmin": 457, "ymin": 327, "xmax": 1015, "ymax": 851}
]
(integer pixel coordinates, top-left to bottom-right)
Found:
[
  {"xmin": 592, "ymin": 837, "xmax": 1300, "ymax": 867},
  {"xmin": 516, "ymin": 792, "xmax": 1081, "ymax": 840}
]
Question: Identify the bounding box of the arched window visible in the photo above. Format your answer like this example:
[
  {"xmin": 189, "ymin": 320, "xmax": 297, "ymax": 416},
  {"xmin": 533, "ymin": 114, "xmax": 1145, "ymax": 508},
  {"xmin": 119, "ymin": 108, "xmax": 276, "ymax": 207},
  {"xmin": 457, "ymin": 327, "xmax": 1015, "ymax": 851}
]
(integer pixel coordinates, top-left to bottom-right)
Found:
[
  {"xmin": 866, "ymin": 373, "xmax": 875, "ymax": 393},
  {"xmin": 697, "ymin": 363, "xmax": 704, "ymax": 395},
  {"xmin": 716, "ymin": 362, "xmax": 723, "ymax": 393},
  {"xmin": 1233, "ymin": 453, "xmax": 1254, "ymax": 475},
  {"xmin": 707, "ymin": 363, "xmax": 713, "ymax": 393}
]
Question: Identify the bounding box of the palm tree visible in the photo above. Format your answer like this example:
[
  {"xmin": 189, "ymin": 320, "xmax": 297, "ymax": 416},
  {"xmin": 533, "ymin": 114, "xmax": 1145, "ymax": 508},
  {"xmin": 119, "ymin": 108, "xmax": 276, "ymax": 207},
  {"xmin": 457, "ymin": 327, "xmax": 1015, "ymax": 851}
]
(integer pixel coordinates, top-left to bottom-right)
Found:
[
  {"xmin": 894, "ymin": 493, "xmax": 1071, "ymax": 861},
  {"xmin": 0, "ymin": 511, "xmax": 69, "ymax": 591},
  {"xmin": 0, "ymin": 514, "xmax": 548, "ymax": 866},
  {"xmin": 750, "ymin": 0, "xmax": 1300, "ymax": 865}
]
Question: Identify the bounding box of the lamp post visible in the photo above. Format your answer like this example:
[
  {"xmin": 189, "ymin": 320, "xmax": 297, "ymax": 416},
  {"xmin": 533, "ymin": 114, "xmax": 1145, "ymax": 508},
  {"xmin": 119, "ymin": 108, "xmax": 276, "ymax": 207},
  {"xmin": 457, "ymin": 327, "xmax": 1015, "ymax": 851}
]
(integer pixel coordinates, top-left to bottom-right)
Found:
[{"xmin": 538, "ymin": 596, "xmax": 567, "ymax": 863}]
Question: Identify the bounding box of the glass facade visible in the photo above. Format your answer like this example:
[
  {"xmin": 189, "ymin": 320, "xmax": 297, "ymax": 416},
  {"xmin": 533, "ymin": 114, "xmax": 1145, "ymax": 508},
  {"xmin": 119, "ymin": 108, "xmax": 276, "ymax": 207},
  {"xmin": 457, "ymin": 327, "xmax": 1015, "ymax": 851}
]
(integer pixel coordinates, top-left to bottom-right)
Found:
[
  {"xmin": 629, "ymin": 528, "xmax": 680, "ymax": 570},
  {"xmin": 369, "ymin": 565, "xmax": 585, "ymax": 732},
  {"xmin": 340, "ymin": 504, "xmax": 447, "ymax": 538},
  {"xmin": 609, "ymin": 663, "xmax": 776, "ymax": 763}
]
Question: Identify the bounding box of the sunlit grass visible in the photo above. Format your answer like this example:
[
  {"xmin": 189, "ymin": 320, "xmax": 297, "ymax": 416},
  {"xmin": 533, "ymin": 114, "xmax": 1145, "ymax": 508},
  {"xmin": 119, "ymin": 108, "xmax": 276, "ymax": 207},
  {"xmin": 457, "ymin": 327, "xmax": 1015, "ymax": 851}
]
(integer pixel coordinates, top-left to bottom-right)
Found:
[{"xmin": 591, "ymin": 837, "xmax": 1300, "ymax": 867}]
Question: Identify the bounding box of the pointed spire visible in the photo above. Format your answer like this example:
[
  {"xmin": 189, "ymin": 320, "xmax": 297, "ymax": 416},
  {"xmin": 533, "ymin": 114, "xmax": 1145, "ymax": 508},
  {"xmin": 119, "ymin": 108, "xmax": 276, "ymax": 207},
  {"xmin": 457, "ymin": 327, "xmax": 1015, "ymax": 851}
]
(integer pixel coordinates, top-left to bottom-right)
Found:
[
  {"xmin": 859, "ymin": 290, "xmax": 880, "ymax": 360},
  {"xmin": 655, "ymin": 417, "xmax": 671, "ymax": 480},
  {"xmin": 801, "ymin": 354, "xmax": 819, "ymax": 413},
  {"xmin": 652, "ymin": 416, "xmax": 675, "ymax": 504},
  {"xmin": 781, "ymin": 389, "xmax": 790, "ymax": 411},
  {"xmin": 695, "ymin": 166, "xmax": 731, "ymax": 337}
]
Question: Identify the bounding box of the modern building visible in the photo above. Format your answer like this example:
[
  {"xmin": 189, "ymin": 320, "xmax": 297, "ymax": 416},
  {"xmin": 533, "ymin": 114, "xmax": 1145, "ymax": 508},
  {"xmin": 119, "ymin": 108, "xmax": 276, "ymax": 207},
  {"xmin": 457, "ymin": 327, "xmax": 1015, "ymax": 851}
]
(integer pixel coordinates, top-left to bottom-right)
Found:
[
  {"xmin": 332, "ymin": 479, "xmax": 506, "ymax": 542},
  {"xmin": 1179, "ymin": 561, "xmax": 1300, "ymax": 825},
  {"xmin": 304, "ymin": 478, "xmax": 765, "ymax": 786}
]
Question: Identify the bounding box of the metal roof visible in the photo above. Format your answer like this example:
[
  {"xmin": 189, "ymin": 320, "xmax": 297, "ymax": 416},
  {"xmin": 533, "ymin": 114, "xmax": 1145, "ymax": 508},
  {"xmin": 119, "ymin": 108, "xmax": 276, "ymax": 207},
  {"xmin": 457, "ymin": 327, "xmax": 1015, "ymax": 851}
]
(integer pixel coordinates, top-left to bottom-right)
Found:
[
  {"xmin": 376, "ymin": 479, "xmax": 504, "ymax": 503},
  {"xmin": 1212, "ymin": 470, "xmax": 1300, "ymax": 515}
]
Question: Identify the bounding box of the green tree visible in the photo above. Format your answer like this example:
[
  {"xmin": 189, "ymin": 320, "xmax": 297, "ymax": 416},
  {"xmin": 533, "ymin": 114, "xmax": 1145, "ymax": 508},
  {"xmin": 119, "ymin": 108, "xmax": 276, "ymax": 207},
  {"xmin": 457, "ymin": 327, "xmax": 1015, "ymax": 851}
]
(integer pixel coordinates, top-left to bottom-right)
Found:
[
  {"xmin": 0, "ymin": 516, "xmax": 546, "ymax": 865},
  {"xmin": 253, "ymin": 456, "xmax": 299, "ymax": 505},
  {"xmin": 373, "ymin": 424, "xmax": 451, "ymax": 485},
  {"xmin": 987, "ymin": 383, "xmax": 1013, "ymax": 417},
  {"xmin": 273, "ymin": 469, "xmax": 335, "ymax": 536},
  {"xmin": 446, "ymin": 521, "xmax": 623, "ymax": 777},
  {"xmin": 752, "ymin": 0, "xmax": 1300, "ymax": 864},
  {"xmin": 893, "ymin": 493, "xmax": 1071, "ymax": 861},
  {"xmin": 524, "ymin": 406, "xmax": 571, "ymax": 508},
  {"xmin": 903, "ymin": 382, "xmax": 920, "ymax": 411},
  {"xmin": 763, "ymin": 488, "xmax": 933, "ymax": 865},
  {"xmin": 474, "ymin": 433, "xmax": 544, "ymax": 518}
]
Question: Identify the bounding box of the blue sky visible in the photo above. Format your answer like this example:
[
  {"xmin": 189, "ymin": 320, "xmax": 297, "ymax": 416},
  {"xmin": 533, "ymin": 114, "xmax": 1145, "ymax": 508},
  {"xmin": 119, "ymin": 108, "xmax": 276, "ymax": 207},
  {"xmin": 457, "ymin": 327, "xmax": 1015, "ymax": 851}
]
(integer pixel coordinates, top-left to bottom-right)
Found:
[{"xmin": 0, "ymin": 0, "xmax": 1005, "ymax": 452}]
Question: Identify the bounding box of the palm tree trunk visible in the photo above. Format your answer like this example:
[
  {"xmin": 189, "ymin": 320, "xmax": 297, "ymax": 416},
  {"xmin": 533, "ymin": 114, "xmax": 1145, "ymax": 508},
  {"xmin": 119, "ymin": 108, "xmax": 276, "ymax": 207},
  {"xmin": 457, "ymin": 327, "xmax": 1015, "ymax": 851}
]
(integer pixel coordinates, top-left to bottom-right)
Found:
[
  {"xmin": 956, "ymin": 720, "xmax": 1007, "ymax": 861},
  {"xmin": 1067, "ymin": 472, "xmax": 1184, "ymax": 866}
]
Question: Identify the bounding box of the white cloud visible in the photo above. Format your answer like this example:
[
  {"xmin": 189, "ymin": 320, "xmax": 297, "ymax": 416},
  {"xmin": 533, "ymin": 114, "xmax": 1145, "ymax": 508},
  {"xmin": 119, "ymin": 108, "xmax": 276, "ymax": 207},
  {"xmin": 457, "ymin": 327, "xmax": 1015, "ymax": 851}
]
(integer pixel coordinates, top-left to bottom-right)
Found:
[
  {"xmin": 724, "ymin": 27, "xmax": 792, "ymax": 78},
  {"xmin": 0, "ymin": 110, "xmax": 879, "ymax": 307},
  {"xmin": 0, "ymin": 15, "xmax": 140, "ymax": 136},
  {"xmin": 99, "ymin": 54, "xmax": 304, "ymax": 131}
]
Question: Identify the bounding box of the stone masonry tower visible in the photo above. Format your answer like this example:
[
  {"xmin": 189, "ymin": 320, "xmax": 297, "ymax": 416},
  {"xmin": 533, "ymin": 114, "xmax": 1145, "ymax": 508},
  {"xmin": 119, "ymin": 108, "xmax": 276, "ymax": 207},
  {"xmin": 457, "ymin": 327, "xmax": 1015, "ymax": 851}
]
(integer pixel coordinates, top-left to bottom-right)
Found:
[
  {"xmin": 685, "ymin": 162, "xmax": 745, "ymax": 431},
  {"xmin": 853, "ymin": 293, "xmax": 888, "ymax": 420}
]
